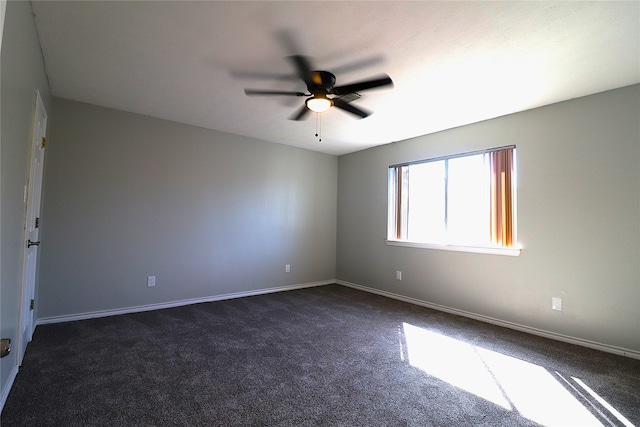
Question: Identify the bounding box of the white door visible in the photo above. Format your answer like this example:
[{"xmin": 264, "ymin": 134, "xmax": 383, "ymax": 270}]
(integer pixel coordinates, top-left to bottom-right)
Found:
[{"xmin": 18, "ymin": 91, "xmax": 47, "ymax": 364}]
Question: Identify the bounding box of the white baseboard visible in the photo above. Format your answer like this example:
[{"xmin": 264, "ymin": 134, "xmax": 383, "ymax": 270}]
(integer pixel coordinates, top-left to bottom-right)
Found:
[
  {"xmin": 336, "ymin": 280, "xmax": 640, "ymax": 360},
  {"xmin": 0, "ymin": 365, "xmax": 19, "ymax": 414},
  {"xmin": 36, "ymin": 280, "xmax": 333, "ymax": 326},
  {"xmin": 34, "ymin": 278, "xmax": 640, "ymax": 360}
]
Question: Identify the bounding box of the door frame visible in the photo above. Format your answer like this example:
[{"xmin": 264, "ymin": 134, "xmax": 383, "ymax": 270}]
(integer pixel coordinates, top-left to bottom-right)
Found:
[{"xmin": 17, "ymin": 90, "xmax": 47, "ymax": 365}]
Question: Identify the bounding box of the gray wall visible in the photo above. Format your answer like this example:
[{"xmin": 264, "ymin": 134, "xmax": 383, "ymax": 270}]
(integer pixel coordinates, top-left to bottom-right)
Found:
[
  {"xmin": 1, "ymin": 0, "xmax": 51, "ymax": 402},
  {"xmin": 37, "ymin": 99, "xmax": 337, "ymax": 318},
  {"xmin": 337, "ymin": 85, "xmax": 640, "ymax": 353}
]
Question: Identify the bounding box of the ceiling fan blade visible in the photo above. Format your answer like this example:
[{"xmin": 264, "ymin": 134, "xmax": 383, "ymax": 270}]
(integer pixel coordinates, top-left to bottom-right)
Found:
[
  {"xmin": 332, "ymin": 75, "xmax": 393, "ymax": 95},
  {"xmin": 244, "ymin": 89, "xmax": 307, "ymax": 96},
  {"xmin": 333, "ymin": 98, "xmax": 371, "ymax": 119},
  {"xmin": 287, "ymin": 55, "xmax": 315, "ymax": 87},
  {"xmin": 289, "ymin": 104, "xmax": 311, "ymax": 121},
  {"xmin": 333, "ymin": 92, "xmax": 361, "ymax": 104}
]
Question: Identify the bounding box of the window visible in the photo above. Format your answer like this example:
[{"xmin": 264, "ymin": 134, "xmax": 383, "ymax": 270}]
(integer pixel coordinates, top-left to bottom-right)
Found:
[{"xmin": 387, "ymin": 146, "xmax": 518, "ymax": 255}]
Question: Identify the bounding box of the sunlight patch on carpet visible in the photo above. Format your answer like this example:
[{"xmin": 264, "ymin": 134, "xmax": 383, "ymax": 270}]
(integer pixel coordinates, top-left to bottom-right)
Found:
[{"xmin": 401, "ymin": 322, "xmax": 610, "ymax": 427}]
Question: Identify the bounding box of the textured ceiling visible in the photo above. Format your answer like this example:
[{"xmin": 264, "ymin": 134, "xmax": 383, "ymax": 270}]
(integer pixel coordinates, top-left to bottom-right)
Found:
[{"xmin": 31, "ymin": 1, "xmax": 640, "ymax": 156}]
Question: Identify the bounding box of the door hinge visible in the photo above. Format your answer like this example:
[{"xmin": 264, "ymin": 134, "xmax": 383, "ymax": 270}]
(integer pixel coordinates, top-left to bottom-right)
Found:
[
  {"xmin": 35, "ymin": 217, "xmax": 40, "ymax": 228},
  {"xmin": 41, "ymin": 137, "xmax": 46, "ymax": 148},
  {"xmin": 30, "ymin": 299, "xmax": 35, "ymax": 310}
]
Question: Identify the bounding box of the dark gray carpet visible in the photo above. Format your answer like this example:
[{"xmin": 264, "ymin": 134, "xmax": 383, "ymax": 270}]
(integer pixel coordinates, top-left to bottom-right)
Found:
[{"xmin": 2, "ymin": 284, "xmax": 639, "ymax": 426}]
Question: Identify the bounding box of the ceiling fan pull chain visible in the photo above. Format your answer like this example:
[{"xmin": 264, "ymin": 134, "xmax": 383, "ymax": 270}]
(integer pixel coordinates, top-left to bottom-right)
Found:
[{"xmin": 315, "ymin": 113, "xmax": 322, "ymax": 142}]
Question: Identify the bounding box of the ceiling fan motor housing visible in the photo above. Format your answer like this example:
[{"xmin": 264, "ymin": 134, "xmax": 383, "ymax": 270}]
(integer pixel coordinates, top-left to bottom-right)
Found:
[{"xmin": 310, "ymin": 71, "xmax": 336, "ymax": 94}]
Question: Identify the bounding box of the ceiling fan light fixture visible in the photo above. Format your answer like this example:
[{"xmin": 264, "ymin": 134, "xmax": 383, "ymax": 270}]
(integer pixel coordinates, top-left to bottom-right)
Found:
[{"xmin": 306, "ymin": 95, "xmax": 332, "ymax": 113}]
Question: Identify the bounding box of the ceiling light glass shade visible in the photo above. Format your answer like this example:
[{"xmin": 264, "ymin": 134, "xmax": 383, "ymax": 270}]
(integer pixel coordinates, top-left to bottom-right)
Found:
[{"xmin": 306, "ymin": 96, "xmax": 332, "ymax": 113}]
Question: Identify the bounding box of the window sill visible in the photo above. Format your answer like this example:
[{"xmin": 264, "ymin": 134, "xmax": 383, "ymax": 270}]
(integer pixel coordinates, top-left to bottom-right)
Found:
[{"xmin": 385, "ymin": 239, "xmax": 521, "ymax": 256}]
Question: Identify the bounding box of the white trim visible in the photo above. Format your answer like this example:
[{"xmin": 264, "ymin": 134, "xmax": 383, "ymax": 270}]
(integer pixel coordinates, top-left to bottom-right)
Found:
[
  {"xmin": 17, "ymin": 90, "xmax": 47, "ymax": 367},
  {"xmin": 0, "ymin": 0, "xmax": 7, "ymax": 415},
  {"xmin": 336, "ymin": 279, "xmax": 640, "ymax": 360},
  {"xmin": 36, "ymin": 280, "xmax": 333, "ymax": 326},
  {"xmin": 0, "ymin": 365, "xmax": 19, "ymax": 414},
  {"xmin": 32, "ymin": 278, "xmax": 640, "ymax": 360},
  {"xmin": 385, "ymin": 239, "xmax": 521, "ymax": 256}
]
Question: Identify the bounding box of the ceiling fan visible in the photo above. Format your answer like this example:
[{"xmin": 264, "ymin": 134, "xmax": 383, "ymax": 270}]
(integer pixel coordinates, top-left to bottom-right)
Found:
[{"xmin": 244, "ymin": 55, "xmax": 393, "ymax": 120}]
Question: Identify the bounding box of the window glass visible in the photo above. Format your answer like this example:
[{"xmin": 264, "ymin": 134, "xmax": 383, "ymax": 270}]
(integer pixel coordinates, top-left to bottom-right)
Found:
[
  {"xmin": 447, "ymin": 154, "xmax": 489, "ymax": 245},
  {"xmin": 407, "ymin": 161, "xmax": 445, "ymax": 243}
]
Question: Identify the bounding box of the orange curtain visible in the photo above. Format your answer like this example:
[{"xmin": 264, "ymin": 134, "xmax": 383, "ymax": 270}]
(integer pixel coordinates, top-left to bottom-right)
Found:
[
  {"xmin": 396, "ymin": 166, "xmax": 409, "ymax": 240},
  {"xmin": 489, "ymin": 149, "xmax": 514, "ymax": 246}
]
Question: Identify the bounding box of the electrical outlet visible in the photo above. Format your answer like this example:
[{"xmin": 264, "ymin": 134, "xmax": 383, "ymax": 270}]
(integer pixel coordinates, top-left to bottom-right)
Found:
[
  {"xmin": 147, "ymin": 276, "xmax": 156, "ymax": 287},
  {"xmin": 552, "ymin": 297, "xmax": 562, "ymax": 311},
  {"xmin": 285, "ymin": 264, "xmax": 290, "ymax": 273},
  {"xmin": 396, "ymin": 271, "xmax": 402, "ymax": 280}
]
